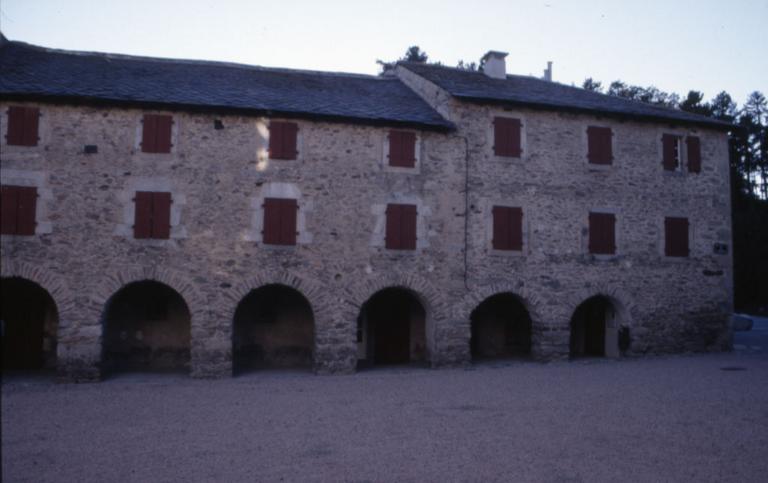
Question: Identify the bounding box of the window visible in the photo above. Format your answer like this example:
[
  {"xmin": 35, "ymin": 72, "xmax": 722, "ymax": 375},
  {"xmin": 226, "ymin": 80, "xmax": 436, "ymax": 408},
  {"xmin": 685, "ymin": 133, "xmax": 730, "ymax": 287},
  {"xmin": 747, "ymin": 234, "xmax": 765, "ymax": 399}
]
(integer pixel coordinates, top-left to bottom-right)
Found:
[
  {"xmin": 385, "ymin": 203, "xmax": 417, "ymax": 250},
  {"xmin": 141, "ymin": 114, "xmax": 173, "ymax": 153},
  {"xmin": 492, "ymin": 206, "xmax": 523, "ymax": 251},
  {"xmin": 588, "ymin": 212, "xmax": 616, "ymax": 255},
  {"xmin": 388, "ymin": 130, "xmax": 417, "ymax": 168},
  {"xmin": 263, "ymin": 197, "xmax": 298, "ymax": 245},
  {"xmin": 493, "ymin": 117, "xmax": 522, "ymax": 157},
  {"xmin": 269, "ymin": 121, "xmax": 298, "ymax": 160},
  {"xmin": 686, "ymin": 136, "xmax": 701, "ymax": 173},
  {"xmin": 6, "ymin": 106, "xmax": 40, "ymax": 146},
  {"xmin": 587, "ymin": 126, "xmax": 613, "ymax": 165},
  {"xmin": 662, "ymin": 134, "xmax": 681, "ymax": 171},
  {"xmin": 665, "ymin": 217, "xmax": 689, "ymax": 257},
  {"xmin": 1, "ymin": 185, "xmax": 37, "ymax": 235},
  {"xmin": 134, "ymin": 191, "xmax": 172, "ymax": 239}
]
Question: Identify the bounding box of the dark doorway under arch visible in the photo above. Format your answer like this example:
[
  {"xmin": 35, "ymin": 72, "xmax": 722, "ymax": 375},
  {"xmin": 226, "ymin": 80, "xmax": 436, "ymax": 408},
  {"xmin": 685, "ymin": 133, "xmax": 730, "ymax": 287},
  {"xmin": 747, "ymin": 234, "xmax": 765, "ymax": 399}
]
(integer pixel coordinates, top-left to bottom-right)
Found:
[
  {"xmin": 102, "ymin": 280, "xmax": 191, "ymax": 374},
  {"xmin": 357, "ymin": 288, "xmax": 427, "ymax": 367},
  {"xmin": 1, "ymin": 277, "xmax": 58, "ymax": 372},
  {"xmin": 470, "ymin": 293, "xmax": 532, "ymax": 360},
  {"xmin": 570, "ymin": 296, "xmax": 619, "ymax": 358},
  {"xmin": 233, "ymin": 284, "xmax": 315, "ymax": 373}
]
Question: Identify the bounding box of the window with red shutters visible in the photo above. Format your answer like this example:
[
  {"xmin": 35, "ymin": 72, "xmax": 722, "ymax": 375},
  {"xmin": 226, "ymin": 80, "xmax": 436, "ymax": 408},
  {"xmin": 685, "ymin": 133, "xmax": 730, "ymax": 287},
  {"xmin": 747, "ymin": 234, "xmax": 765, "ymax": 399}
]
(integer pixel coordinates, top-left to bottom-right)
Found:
[
  {"xmin": 686, "ymin": 136, "xmax": 701, "ymax": 173},
  {"xmin": 1, "ymin": 185, "xmax": 38, "ymax": 236},
  {"xmin": 388, "ymin": 130, "xmax": 417, "ymax": 168},
  {"xmin": 263, "ymin": 198, "xmax": 298, "ymax": 246},
  {"xmin": 6, "ymin": 106, "xmax": 40, "ymax": 147},
  {"xmin": 269, "ymin": 121, "xmax": 298, "ymax": 160},
  {"xmin": 588, "ymin": 212, "xmax": 616, "ymax": 255},
  {"xmin": 492, "ymin": 206, "xmax": 523, "ymax": 251},
  {"xmin": 133, "ymin": 191, "xmax": 172, "ymax": 239},
  {"xmin": 662, "ymin": 134, "xmax": 681, "ymax": 171},
  {"xmin": 385, "ymin": 203, "xmax": 417, "ymax": 250},
  {"xmin": 587, "ymin": 126, "xmax": 613, "ymax": 165},
  {"xmin": 141, "ymin": 114, "xmax": 173, "ymax": 153},
  {"xmin": 493, "ymin": 117, "xmax": 522, "ymax": 157},
  {"xmin": 665, "ymin": 217, "xmax": 689, "ymax": 257}
]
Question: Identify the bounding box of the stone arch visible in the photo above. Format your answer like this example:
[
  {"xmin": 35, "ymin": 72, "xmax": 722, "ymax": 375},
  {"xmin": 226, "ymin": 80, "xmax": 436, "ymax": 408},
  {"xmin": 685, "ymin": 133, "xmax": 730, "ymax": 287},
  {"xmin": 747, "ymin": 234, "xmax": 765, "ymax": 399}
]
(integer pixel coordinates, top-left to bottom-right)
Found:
[
  {"xmin": 566, "ymin": 283, "xmax": 635, "ymax": 330},
  {"xmin": 462, "ymin": 282, "xmax": 544, "ymax": 327},
  {"xmin": 568, "ymin": 286, "xmax": 633, "ymax": 359},
  {"xmin": 1, "ymin": 257, "xmax": 75, "ymax": 319}
]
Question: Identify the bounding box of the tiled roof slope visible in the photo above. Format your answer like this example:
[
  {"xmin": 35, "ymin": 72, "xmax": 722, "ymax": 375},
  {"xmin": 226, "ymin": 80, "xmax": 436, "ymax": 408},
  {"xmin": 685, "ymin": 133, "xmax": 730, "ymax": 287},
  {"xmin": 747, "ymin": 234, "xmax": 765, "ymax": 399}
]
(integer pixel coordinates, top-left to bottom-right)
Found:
[
  {"xmin": 400, "ymin": 62, "xmax": 731, "ymax": 130},
  {"xmin": 0, "ymin": 39, "xmax": 453, "ymax": 131}
]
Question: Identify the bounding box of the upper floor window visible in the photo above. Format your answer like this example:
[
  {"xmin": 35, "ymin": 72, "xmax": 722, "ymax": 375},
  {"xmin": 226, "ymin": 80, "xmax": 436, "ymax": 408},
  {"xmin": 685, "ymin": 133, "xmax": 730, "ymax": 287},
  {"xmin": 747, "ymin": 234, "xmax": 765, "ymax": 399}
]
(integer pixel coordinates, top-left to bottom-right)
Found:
[
  {"xmin": 493, "ymin": 117, "xmax": 522, "ymax": 158},
  {"xmin": 263, "ymin": 197, "xmax": 298, "ymax": 245},
  {"xmin": 6, "ymin": 106, "xmax": 40, "ymax": 147},
  {"xmin": 269, "ymin": 121, "xmax": 298, "ymax": 160},
  {"xmin": 1, "ymin": 185, "xmax": 37, "ymax": 235},
  {"xmin": 587, "ymin": 126, "xmax": 613, "ymax": 165},
  {"xmin": 141, "ymin": 114, "xmax": 173, "ymax": 153},
  {"xmin": 662, "ymin": 134, "xmax": 682, "ymax": 171},
  {"xmin": 492, "ymin": 206, "xmax": 523, "ymax": 251},
  {"xmin": 686, "ymin": 136, "xmax": 701, "ymax": 173},
  {"xmin": 665, "ymin": 217, "xmax": 689, "ymax": 257},
  {"xmin": 388, "ymin": 130, "xmax": 417, "ymax": 168},
  {"xmin": 134, "ymin": 191, "xmax": 172, "ymax": 239},
  {"xmin": 589, "ymin": 212, "xmax": 616, "ymax": 255},
  {"xmin": 385, "ymin": 203, "xmax": 417, "ymax": 250}
]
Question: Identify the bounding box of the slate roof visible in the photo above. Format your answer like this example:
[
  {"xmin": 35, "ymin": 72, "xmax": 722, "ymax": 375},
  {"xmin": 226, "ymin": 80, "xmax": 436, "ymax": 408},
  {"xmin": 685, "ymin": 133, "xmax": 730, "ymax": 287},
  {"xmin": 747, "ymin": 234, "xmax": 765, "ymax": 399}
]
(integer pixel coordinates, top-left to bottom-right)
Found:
[
  {"xmin": 400, "ymin": 62, "xmax": 731, "ymax": 130},
  {"xmin": 0, "ymin": 39, "xmax": 454, "ymax": 131}
]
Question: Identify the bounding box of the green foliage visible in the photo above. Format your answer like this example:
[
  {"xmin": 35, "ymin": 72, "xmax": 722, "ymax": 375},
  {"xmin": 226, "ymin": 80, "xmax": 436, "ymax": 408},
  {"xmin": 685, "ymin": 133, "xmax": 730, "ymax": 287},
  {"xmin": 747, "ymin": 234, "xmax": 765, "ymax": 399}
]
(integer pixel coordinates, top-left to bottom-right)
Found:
[
  {"xmin": 401, "ymin": 46, "xmax": 428, "ymax": 63},
  {"xmin": 582, "ymin": 78, "xmax": 602, "ymax": 92}
]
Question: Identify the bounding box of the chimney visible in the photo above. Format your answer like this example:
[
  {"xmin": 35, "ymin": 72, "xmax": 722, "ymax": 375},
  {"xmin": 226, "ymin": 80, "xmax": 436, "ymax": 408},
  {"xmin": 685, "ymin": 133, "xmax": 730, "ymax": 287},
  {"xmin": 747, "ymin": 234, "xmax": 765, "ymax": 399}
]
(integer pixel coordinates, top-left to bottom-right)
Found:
[
  {"xmin": 543, "ymin": 61, "xmax": 553, "ymax": 82},
  {"xmin": 481, "ymin": 51, "xmax": 508, "ymax": 80}
]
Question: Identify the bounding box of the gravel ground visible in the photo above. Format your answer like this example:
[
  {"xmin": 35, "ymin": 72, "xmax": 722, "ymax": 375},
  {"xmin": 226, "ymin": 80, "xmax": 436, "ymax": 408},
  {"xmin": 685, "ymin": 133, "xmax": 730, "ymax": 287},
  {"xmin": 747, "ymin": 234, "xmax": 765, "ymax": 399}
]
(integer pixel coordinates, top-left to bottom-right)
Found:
[{"xmin": 3, "ymin": 325, "xmax": 768, "ymax": 483}]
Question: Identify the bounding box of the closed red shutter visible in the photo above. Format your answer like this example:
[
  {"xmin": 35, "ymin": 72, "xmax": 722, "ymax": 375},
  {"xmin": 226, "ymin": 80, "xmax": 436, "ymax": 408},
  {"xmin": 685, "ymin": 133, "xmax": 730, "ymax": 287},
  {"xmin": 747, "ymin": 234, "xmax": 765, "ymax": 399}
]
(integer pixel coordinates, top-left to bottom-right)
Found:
[
  {"xmin": 280, "ymin": 198, "xmax": 298, "ymax": 245},
  {"xmin": 263, "ymin": 198, "xmax": 280, "ymax": 244},
  {"xmin": 15, "ymin": 186, "xmax": 38, "ymax": 235},
  {"xmin": 1, "ymin": 186, "xmax": 19, "ymax": 234},
  {"xmin": 400, "ymin": 204, "xmax": 417, "ymax": 249},
  {"xmin": 509, "ymin": 207, "xmax": 523, "ymax": 250},
  {"xmin": 493, "ymin": 117, "xmax": 521, "ymax": 157},
  {"xmin": 389, "ymin": 130, "xmax": 416, "ymax": 167},
  {"xmin": 269, "ymin": 122, "xmax": 283, "ymax": 159},
  {"xmin": 152, "ymin": 192, "xmax": 172, "ymax": 239},
  {"xmin": 662, "ymin": 134, "xmax": 679, "ymax": 170},
  {"xmin": 134, "ymin": 191, "xmax": 154, "ymax": 238},
  {"xmin": 589, "ymin": 212, "xmax": 616, "ymax": 254},
  {"xmin": 686, "ymin": 136, "xmax": 701, "ymax": 173},
  {"xmin": 154, "ymin": 115, "xmax": 173, "ymax": 153},
  {"xmin": 665, "ymin": 217, "xmax": 689, "ymax": 257},
  {"xmin": 493, "ymin": 206, "xmax": 523, "ymax": 250},
  {"xmin": 269, "ymin": 122, "xmax": 298, "ymax": 160},
  {"xmin": 283, "ymin": 122, "xmax": 298, "ymax": 160},
  {"xmin": 23, "ymin": 107, "xmax": 40, "ymax": 147},
  {"xmin": 141, "ymin": 115, "xmax": 157, "ymax": 153},
  {"xmin": 587, "ymin": 126, "xmax": 612, "ymax": 165},
  {"xmin": 385, "ymin": 204, "xmax": 401, "ymax": 249},
  {"xmin": 6, "ymin": 106, "xmax": 38, "ymax": 146}
]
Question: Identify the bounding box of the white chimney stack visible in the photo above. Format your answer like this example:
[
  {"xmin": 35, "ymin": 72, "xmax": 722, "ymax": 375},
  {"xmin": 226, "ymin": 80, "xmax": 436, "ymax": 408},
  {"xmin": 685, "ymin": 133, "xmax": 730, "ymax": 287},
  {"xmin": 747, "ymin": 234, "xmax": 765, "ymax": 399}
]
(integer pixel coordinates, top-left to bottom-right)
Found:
[
  {"xmin": 481, "ymin": 51, "xmax": 508, "ymax": 80},
  {"xmin": 543, "ymin": 61, "xmax": 553, "ymax": 82}
]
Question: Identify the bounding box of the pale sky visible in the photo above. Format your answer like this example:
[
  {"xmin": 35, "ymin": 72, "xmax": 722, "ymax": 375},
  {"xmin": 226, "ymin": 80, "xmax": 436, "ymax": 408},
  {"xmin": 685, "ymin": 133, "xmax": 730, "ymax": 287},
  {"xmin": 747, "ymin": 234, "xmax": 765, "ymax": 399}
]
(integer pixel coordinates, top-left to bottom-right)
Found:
[{"xmin": 1, "ymin": 0, "xmax": 766, "ymax": 106}]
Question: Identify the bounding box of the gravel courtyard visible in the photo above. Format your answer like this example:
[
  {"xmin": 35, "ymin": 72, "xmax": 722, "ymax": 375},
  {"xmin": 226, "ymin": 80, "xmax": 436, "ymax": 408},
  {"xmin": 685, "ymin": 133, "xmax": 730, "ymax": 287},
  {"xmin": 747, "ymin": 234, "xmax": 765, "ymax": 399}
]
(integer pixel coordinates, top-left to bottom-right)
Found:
[{"xmin": 3, "ymin": 321, "xmax": 768, "ymax": 483}]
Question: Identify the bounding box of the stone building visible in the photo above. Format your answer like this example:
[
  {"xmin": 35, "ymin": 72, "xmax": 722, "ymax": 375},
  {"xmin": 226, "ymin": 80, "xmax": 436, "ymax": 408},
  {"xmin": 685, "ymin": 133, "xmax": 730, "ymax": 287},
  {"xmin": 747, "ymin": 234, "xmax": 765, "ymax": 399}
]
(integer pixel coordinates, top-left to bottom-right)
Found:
[{"xmin": 0, "ymin": 37, "xmax": 733, "ymax": 381}]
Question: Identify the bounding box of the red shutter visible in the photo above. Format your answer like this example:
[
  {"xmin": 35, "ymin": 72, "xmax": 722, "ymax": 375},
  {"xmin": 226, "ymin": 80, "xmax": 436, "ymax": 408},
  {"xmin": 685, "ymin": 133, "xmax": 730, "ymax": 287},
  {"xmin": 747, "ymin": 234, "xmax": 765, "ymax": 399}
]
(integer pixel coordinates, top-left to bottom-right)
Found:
[
  {"xmin": 22, "ymin": 107, "xmax": 40, "ymax": 147},
  {"xmin": 493, "ymin": 206, "xmax": 523, "ymax": 250},
  {"xmin": 389, "ymin": 130, "xmax": 416, "ymax": 168},
  {"xmin": 385, "ymin": 204, "xmax": 401, "ymax": 249},
  {"xmin": 662, "ymin": 134, "xmax": 679, "ymax": 171},
  {"xmin": 269, "ymin": 122, "xmax": 298, "ymax": 160},
  {"xmin": 589, "ymin": 212, "xmax": 616, "ymax": 254},
  {"xmin": 141, "ymin": 115, "xmax": 157, "ymax": 153},
  {"xmin": 134, "ymin": 191, "xmax": 153, "ymax": 238},
  {"xmin": 665, "ymin": 217, "xmax": 689, "ymax": 257},
  {"xmin": 154, "ymin": 115, "xmax": 173, "ymax": 153},
  {"xmin": 686, "ymin": 136, "xmax": 701, "ymax": 173},
  {"xmin": 262, "ymin": 198, "xmax": 282, "ymax": 245},
  {"xmin": 509, "ymin": 207, "xmax": 523, "ymax": 250},
  {"xmin": 493, "ymin": 117, "xmax": 521, "ymax": 157},
  {"xmin": 283, "ymin": 122, "xmax": 298, "ymax": 160},
  {"xmin": 269, "ymin": 122, "xmax": 284, "ymax": 159},
  {"xmin": 280, "ymin": 198, "xmax": 298, "ymax": 245},
  {"xmin": 152, "ymin": 192, "xmax": 172, "ymax": 239},
  {"xmin": 400, "ymin": 204, "xmax": 417, "ymax": 250},
  {"xmin": 15, "ymin": 186, "xmax": 38, "ymax": 235},
  {"xmin": 587, "ymin": 126, "xmax": 612, "ymax": 165},
  {"xmin": 1, "ymin": 186, "xmax": 19, "ymax": 234}
]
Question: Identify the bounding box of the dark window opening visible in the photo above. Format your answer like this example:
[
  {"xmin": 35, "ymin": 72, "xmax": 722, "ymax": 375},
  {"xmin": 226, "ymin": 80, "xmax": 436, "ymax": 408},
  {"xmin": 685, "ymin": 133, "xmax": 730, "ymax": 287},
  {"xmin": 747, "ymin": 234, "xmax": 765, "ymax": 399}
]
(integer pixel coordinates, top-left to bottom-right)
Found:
[
  {"xmin": 470, "ymin": 293, "xmax": 532, "ymax": 360},
  {"xmin": 665, "ymin": 217, "xmax": 690, "ymax": 257},
  {"xmin": 1, "ymin": 277, "xmax": 58, "ymax": 372}
]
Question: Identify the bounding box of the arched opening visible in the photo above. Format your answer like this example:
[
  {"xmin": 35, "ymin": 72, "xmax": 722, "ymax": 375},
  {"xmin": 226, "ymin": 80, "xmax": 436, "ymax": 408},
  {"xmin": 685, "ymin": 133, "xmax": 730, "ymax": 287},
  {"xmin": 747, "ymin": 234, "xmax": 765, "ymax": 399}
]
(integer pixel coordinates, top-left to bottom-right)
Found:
[
  {"xmin": 1, "ymin": 277, "xmax": 58, "ymax": 372},
  {"xmin": 233, "ymin": 284, "xmax": 314, "ymax": 373},
  {"xmin": 570, "ymin": 295, "xmax": 621, "ymax": 358},
  {"xmin": 470, "ymin": 293, "xmax": 532, "ymax": 360},
  {"xmin": 102, "ymin": 280, "xmax": 191, "ymax": 374},
  {"xmin": 357, "ymin": 287, "xmax": 427, "ymax": 367}
]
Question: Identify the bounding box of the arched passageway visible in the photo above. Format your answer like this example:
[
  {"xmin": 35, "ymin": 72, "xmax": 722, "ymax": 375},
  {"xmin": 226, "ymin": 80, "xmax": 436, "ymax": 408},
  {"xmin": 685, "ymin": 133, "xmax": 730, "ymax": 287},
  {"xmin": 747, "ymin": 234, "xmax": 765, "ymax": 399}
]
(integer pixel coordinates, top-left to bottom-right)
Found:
[
  {"xmin": 102, "ymin": 280, "xmax": 191, "ymax": 374},
  {"xmin": 357, "ymin": 288, "xmax": 427, "ymax": 367},
  {"xmin": 1, "ymin": 277, "xmax": 58, "ymax": 372},
  {"xmin": 233, "ymin": 284, "xmax": 315, "ymax": 373},
  {"xmin": 470, "ymin": 293, "xmax": 532, "ymax": 360},
  {"xmin": 570, "ymin": 295, "xmax": 621, "ymax": 358}
]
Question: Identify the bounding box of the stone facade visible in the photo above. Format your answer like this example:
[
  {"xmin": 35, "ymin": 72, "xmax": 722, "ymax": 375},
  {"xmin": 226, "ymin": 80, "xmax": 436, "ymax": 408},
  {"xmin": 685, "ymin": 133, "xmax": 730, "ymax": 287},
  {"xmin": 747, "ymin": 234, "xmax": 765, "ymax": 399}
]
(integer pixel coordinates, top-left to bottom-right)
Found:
[{"xmin": 0, "ymin": 65, "xmax": 733, "ymax": 381}]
